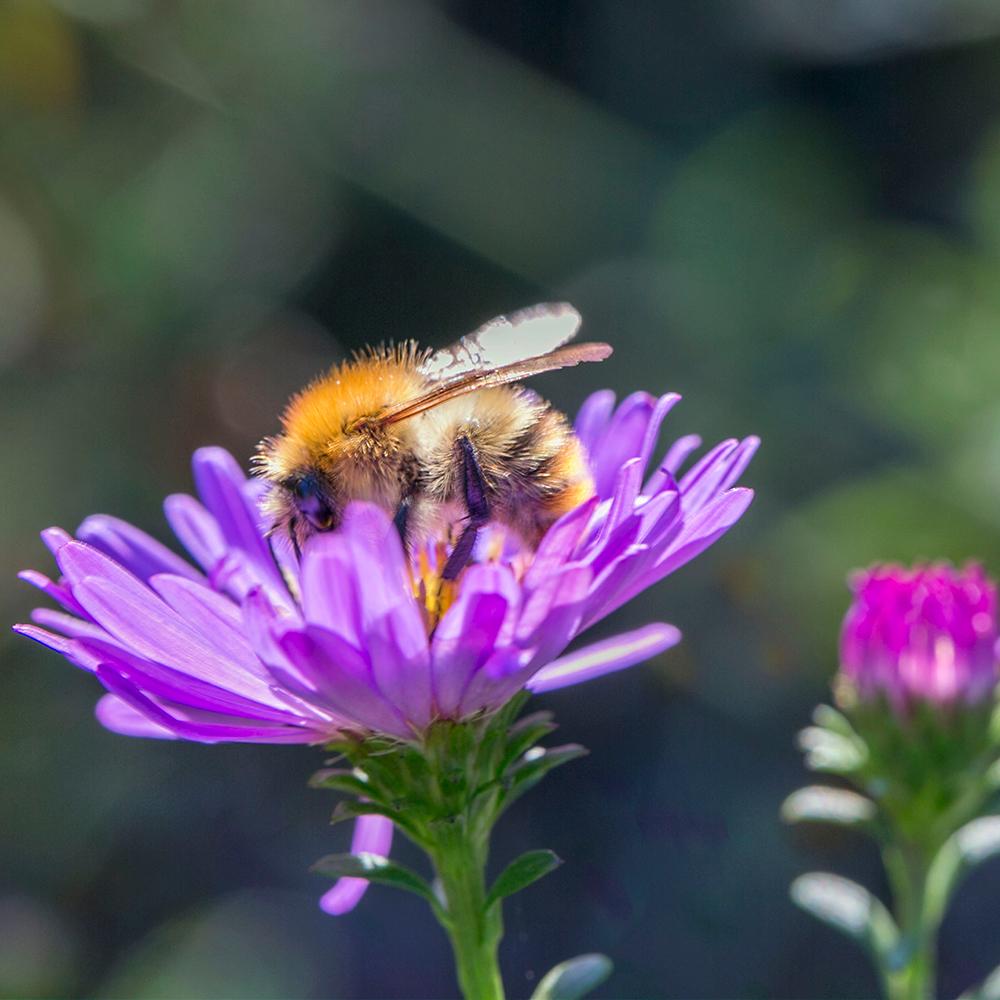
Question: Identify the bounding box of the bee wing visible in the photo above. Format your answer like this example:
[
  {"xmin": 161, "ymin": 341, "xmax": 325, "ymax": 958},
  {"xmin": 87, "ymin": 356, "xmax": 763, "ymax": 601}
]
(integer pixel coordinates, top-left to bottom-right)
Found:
[
  {"xmin": 418, "ymin": 302, "xmax": 583, "ymax": 381},
  {"xmin": 379, "ymin": 342, "xmax": 612, "ymax": 426}
]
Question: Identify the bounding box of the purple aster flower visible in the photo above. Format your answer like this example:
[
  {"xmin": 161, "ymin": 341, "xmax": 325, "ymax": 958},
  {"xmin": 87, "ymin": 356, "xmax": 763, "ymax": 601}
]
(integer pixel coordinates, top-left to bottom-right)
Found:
[
  {"xmin": 839, "ymin": 562, "xmax": 1000, "ymax": 713},
  {"xmin": 15, "ymin": 389, "xmax": 756, "ymax": 912}
]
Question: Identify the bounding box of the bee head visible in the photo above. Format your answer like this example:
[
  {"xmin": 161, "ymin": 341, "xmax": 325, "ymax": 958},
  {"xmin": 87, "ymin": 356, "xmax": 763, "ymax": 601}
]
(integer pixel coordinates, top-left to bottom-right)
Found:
[
  {"xmin": 262, "ymin": 468, "xmax": 342, "ymax": 556},
  {"xmin": 290, "ymin": 472, "xmax": 338, "ymax": 531}
]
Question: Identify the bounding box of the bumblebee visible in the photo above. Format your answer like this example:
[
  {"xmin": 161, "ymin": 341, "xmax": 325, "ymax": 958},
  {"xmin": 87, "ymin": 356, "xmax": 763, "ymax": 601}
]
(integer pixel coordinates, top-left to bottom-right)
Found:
[{"xmin": 256, "ymin": 303, "xmax": 611, "ymax": 579}]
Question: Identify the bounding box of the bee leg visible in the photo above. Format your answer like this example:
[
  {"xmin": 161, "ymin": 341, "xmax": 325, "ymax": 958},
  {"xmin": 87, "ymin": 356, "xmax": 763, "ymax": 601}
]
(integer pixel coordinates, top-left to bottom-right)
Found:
[
  {"xmin": 288, "ymin": 519, "xmax": 302, "ymax": 562},
  {"xmin": 442, "ymin": 436, "xmax": 490, "ymax": 581},
  {"xmin": 393, "ymin": 497, "xmax": 411, "ymax": 549}
]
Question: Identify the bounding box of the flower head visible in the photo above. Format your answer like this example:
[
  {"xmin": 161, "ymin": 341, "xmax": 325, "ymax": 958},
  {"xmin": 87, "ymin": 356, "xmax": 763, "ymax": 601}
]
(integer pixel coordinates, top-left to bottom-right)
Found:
[
  {"xmin": 15, "ymin": 390, "xmax": 755, "ymax": 744},
  {"xmin": 15, "ymin": 389, "xmax": 755, "ymax": 914},
  {"xmin": 839, "ymin": 562, "xmax": 1000, "ymax": 713}
]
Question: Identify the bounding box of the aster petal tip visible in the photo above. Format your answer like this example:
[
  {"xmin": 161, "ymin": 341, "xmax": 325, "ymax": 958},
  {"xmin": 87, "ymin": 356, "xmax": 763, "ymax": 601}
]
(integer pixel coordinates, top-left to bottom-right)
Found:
[
  {"xmin": 40, "ymin": 526, "xmax": 73, "ymax": 556},
  {"xmin": 527, "ymin": 622, "xmax": 682, "ymax": 694}
]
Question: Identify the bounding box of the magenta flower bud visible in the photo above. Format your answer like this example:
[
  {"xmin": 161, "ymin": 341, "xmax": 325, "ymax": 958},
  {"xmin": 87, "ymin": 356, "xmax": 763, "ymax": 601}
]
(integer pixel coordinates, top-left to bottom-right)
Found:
[{"xmin": 839, "ymin": 563, "xmax": 1000, "ymax": 713}]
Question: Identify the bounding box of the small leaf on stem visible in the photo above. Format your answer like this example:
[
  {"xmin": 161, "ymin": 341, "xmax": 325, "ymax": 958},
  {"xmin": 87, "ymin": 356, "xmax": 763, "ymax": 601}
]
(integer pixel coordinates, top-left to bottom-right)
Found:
[
  {"xmin": 311, "ymin": 851, "xmax": 439, "ymax": 908},
  {"xmin": 530, "ymin": 953, "xmax": 613, "ymax": 1000},
  {"xmin": 781, "ymin": 786, "xmax": 876, "ymax": 828},
  {"xmin": 797, "ymin": 726, "xmax": 867, "ymax": 774},
  {"xmin": 959, "ymin": 961, "xmax": 1000, "ymax": 1000},
  {"xmin": 790, "ymin": 872, "xmax": 898, "ymax": 963},
  {"xmin": 925, "ymin": 815, "xmax": 1000, "ymax": 928},
  {"xmin": 486, "ymin": 849, "xmax": 562, "ymax": 907}
]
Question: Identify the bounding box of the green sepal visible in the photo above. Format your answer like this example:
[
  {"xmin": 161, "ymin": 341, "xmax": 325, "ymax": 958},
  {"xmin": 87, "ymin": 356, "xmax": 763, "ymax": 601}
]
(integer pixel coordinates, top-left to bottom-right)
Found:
[
  {"xmin": 530, "ymin": 953, "xmax": 613, "ymax": 1000},
  {"xmin": 812, "ymin": 704, "xmax": 861, "ymax": 740},
  {"xmin": 781, "ymin": 786, "xmax": 877, "ymax": 830},
  {"xmin": 924, "ymin": 815, "xmax": 1000, "ymax": 929},
  {"xmin": 502, "ymin": 743, "xmax": 588, "ymax": 810},
  {"xmin": 486, "ymin": 849, "xmax": 562, "ymax": 908},
  {"xmin": 311, "ymin": 851, "xmax": 443, "ymax": 917},
  {"xmin": 328, "ymin": 799, "xmax": 422, "ymax": 841},
  {"xmin": 959, "ymin": 962, "xmax": 1000, "ymax": 1000},
  {"xmin": 308, "ymin": 767, "xmax": 371, "ymax": 798},
  {"xmin": 499, "ymin": 711, "xmax": 559, "ymax": 770},
  {"xmin": 790, "ymin": 872, "xmax": 899, "ymax": 965},
  {"xmin": 798, "ymin": 725, "xmax": 867, "ymax": 775}
]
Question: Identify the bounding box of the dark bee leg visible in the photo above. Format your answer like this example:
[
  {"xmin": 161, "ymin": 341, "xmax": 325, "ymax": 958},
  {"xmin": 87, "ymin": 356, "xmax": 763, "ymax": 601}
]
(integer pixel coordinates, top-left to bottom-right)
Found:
[
  {"xmin": 393, "ymin": 497, "xmax": 411, "ymax": 549},
  {"xmin": 288, "ymin": 519, "xmax": 302, "ymax": 562},
  {"xmin": 442, "ymin": 436, "xmax": 490, "ymax": 581}
]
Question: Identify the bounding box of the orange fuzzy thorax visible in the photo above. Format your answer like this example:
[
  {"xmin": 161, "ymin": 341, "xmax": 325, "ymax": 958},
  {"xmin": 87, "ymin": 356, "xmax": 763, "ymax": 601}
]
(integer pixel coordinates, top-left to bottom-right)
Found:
[{"xmin": 262, "ymin": 346, "xmax": 426, "ymax": 478}]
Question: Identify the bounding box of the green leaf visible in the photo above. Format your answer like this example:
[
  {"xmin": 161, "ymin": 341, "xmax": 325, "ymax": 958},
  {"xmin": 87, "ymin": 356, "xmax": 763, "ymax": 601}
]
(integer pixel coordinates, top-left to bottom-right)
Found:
[
  {"xmin": 781, "ymin": 786, "xmax": 877, "ymax": 828},
  {"xmin": 499, "ymin": 711, "xmax": 558, "ymax": 769},
  {"xmin": 486, "ymin": 849, "xmax": 562, "ymax": 908},
  {"xmin": 812, "ymin": 704, "xmax": 860, "ymax": 740},
  {"xmin": 311, "ymin": 852, "xmax": 440, "ymax": 912},
  {"xmin": 798, "ymin": 725, "xmax": 867, "ymax": 774},
  {"xmin": 530, "ymin": 954, "xmax": 613, "ymax": 1000},
  {"xmin": 328, "ymin": 799, "xmax": 423, "ymax": 841},
  {"xmin": 790, "ymin": 873, "xmax": 898, "ymax": 963},
  {"xmin": 507, "ymin": 743, "xmax": 588, "ymax": 798},
  {"xmin": 308, "ymin": 768, "xmax": 371, "ymax": 797},
  {"xmin": 960, "ymin": 962, "xmax": 1000, "ymax": 1000},
  {"xmin": 925, "ymin": 816, "xmax": 1000, "ymax": 928}
]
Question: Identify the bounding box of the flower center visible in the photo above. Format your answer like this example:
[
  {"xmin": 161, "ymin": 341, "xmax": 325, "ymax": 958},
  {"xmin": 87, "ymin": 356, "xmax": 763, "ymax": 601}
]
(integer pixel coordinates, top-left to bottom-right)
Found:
[{"xmin": 412, "ymin": 542, "xmax": 458, "ymax": 633}]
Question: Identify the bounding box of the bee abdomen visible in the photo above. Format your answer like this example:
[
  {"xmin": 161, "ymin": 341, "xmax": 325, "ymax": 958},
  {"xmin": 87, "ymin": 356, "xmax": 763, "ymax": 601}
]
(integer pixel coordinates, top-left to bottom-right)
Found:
[{"xmin": 462, "ymin": 401, "xmax": 594, "ymax": 547}]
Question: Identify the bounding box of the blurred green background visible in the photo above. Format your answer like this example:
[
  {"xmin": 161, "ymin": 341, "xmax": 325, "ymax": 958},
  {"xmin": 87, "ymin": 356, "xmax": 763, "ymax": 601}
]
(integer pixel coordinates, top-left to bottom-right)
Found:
[{"xmin": 5, "ymin": 1, "xmax": 1000, "ymax": 997}]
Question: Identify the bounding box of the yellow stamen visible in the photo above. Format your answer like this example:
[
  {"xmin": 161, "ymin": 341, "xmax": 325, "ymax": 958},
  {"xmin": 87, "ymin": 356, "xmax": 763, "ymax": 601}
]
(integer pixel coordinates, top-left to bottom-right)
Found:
[{"xmin": 409, "ymin": 541, "xmax": 459, "ymax": 633}]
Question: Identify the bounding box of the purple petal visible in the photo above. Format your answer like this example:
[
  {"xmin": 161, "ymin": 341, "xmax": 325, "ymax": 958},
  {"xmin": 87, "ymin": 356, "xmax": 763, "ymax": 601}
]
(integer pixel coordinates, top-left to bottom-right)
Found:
[
  {"xmin": 95, "ymin": 693, "xmax": 178, "ymax": 739},
  {"xmin": 573, "ymin": 389, "xmax": 616, "ymax": 457},
  {"xmin": 456, "ymin": 647, "xmax": 529, "ymax": 717},
  {"xmin": 71, "ymin": 572, "xmax": 291, "ymax": 709},
  {"xmin": 678, "ymin": 437, "xmax": 759, "ymax": 514},
  {"xmin": 516, "ymin": 565, "xmax": 593, "ymax": 644},
  {"xmin": 367, "ymin": 608, "xmax": 433, "ymax": 729},
  {"xmin": 527, "ymin": 623, "xmax": 681, "ymax": 693},
  {"xmin": 18, "ymin": 569, "xmax": 88, "ymax": 618},
  {"xmin": 163, "ymin": 493, "xmax": 228, "ymax": 574},
  {"xmin": 592, "ymin": 458, "xmax": 644, "ymax": 549},
  {"xmin": 94, "ymin": 665, "xmax": 324, "ymax": 744},
  {"xmin": 279, "ymin": 627, "xmax": 410, "ymax": 738},
  {"xmin": 320, "ymin": 814, "xmax": 395, "ymax": 916},
  {"xmin": 645, "ymin": 434, "xmax": 703, "ymax": 494},
  {"xmin": 659, "ymin": 487, "xmax": 755, "ymax": 575},
  {"xmin": 75, "ymin": 636, "xmax": 311, "ymax": 722},
  {"xmin": 432, "ymin": 565, "xmax": 518, "ymax": 716},
  {"xmin": 31, "ymin": 608, "xmax": 110, "ymax": 642},
  {"xmin": 589, "ymin": 392, "xmax": 659, "ymax": 498},
  {"xmin": 149, "ymin": 574, "xmax": 258, "ymax": 670},
  {"xmin": 41, "ymin": 527, "xmax": 72, "ymax": 557},
  {"xmin": 192, "ymin": 448, "xmax": 280, "ymax": 582},
  {"xmin": 608, "ymin": 488, "xmax": 755, "ymax": 614},
  {"xmin": 637, "ymin": 393, "xmax": 682, "ymax": 475},
  {"xmin": 13, "ymin": 623, "xmax": 90, "ymax": 668},
  {"xmin": 77, "ymin": 514, "xmax": 201, "ymax": 584},
  {"xmin": 300, "ymin": 534, "xmax": 364, "ymax": 644},
  {"xmin": 524, "ymin": 498, "xmax": 597, "ymax": 589}
]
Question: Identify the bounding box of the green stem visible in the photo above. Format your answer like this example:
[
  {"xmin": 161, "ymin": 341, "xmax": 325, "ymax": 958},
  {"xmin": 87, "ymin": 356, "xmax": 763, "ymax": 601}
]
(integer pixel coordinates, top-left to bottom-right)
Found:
[
  {"xmin": 883, "ymin": 843, "xmax": 936, "ymax": 1000},
  {"xmin": 431, "ymin": 820, "xmax": 505, "ymax": 1000}
]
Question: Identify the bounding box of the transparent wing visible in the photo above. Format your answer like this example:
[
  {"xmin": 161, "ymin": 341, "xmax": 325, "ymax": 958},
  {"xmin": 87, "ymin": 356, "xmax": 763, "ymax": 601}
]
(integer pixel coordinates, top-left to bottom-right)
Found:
[
  {"xmin": 379, "ymin": 342, "xmax": 612, "ymax": 426},
  {"xmin": 419, "ymin": 302, "xmax": 582, "ymax": 381}
]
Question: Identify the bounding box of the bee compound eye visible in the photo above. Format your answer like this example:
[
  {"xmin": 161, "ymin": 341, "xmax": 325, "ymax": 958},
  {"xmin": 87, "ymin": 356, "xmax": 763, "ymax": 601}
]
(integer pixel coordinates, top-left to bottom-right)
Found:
[
  {"xmin": 294, "ymin": 477, "xmax": 316, "ymax": 500},
  {"xmin": 290, "ymin": 476, "xmax": 336, "ymax": 532}
]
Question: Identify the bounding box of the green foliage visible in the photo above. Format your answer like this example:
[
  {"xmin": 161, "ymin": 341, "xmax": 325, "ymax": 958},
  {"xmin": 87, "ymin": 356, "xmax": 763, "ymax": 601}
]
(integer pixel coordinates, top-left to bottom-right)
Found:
[
  {"xmin": 530, "ymin": 954, "xmax": 613, "ymax": 1000},
  {"xmin": 790, "ymin": 873, "xmax": 899, "ymax": 967},
  {"xmin": 781, "ymin": 786, "xmax": 876, "ymax": 829},
  {"xmin": 485, "ymin": 850, "xmax": 562, "ymax": 908},
  {"xmin": 313, "ymin": 691, "xmax": 583, "ymax": 920},
  {"xmin": 788, "ymin": 698, "xmax": 1000, "ymax": 1000},
  {"xmin": 310, "ymin": 852, "xmax": 442, "ymax": 915}
]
